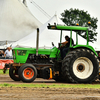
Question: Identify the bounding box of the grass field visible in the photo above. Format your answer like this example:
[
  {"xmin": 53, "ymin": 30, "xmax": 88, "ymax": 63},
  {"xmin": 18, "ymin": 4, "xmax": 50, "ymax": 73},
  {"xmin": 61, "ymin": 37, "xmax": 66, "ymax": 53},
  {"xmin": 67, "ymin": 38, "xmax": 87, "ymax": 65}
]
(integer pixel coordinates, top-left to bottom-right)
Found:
[{"xmin": 0, "ymin": 83, "xmax": 100, "ymax": 89}]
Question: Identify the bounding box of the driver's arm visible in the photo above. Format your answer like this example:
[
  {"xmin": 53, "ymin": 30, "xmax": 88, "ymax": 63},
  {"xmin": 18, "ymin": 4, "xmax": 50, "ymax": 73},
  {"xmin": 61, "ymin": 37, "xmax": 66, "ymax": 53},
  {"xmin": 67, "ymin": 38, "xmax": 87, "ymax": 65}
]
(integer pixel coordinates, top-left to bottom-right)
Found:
[
  {"xmin": 61, "ymin": 41, "xmax": 68, "ymax": 45},
  {"xmin": 60, "ymin": 41, "xmax": 68, "ymax": 48}
]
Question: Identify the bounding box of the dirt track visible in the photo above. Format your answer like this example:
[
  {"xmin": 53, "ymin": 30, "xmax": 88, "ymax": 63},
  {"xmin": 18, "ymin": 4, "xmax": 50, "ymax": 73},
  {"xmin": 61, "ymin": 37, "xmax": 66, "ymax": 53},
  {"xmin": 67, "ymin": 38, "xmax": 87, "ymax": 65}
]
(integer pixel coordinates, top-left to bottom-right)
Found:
[{"xmin": 0, "ymin": 75, "xmax": 100, "ymax": 100}]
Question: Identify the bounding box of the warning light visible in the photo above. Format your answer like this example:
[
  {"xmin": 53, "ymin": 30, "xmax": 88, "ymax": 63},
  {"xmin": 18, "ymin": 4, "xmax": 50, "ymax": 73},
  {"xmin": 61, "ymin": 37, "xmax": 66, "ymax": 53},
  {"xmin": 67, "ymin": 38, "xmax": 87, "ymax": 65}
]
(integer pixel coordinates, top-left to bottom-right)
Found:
[
  {"xmin": 88, "ymin": 22, "xmax": 91, "ymax": 25},
  {"xmin": 76, "ymin": 23, "xmax": 79, "ymax": 26}
]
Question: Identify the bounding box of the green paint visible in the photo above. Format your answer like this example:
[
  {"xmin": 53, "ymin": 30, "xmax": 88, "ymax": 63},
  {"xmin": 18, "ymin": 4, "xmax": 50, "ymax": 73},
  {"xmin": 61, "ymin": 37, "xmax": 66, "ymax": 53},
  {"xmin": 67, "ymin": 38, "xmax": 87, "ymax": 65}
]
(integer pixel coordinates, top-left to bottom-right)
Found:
[
  {"xmin": 13, "ymin": 47, "xmax": 59, "ymax": 63},
  {"xmin": 13, "ymin": 24, "xmax": 97, "ymax": 64}
]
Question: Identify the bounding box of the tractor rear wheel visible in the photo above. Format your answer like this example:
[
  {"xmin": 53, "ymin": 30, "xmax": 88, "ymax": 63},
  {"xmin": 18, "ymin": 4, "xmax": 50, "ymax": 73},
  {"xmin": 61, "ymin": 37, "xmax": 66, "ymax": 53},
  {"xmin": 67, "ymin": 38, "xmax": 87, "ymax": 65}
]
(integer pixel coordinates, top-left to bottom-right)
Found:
[
  {"xmin": 18, "ymin": 64, "xmax": 37, "ymax": 83},
  {"xmin": 9, "ymin": 67, "xmax": 20, "ymax": 81},
  {"xmin": 62, "ymin": 49, "xmax": 99, "ymax": 83},
  {"xmin": 54, "ymin": 71, "xmax": 71, "ymax": 83},
  {"xmin": 54, "ymin": 75, "xmax": 71, "ymax": 83}
]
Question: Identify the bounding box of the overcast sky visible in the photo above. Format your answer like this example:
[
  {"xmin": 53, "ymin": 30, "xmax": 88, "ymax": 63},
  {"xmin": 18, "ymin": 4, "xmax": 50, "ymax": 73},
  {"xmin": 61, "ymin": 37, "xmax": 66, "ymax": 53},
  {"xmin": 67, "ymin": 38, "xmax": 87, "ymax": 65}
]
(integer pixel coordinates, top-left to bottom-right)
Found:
[{"xmin": 30, "ymin": 0, "xmax": 100, "ymax": 45}]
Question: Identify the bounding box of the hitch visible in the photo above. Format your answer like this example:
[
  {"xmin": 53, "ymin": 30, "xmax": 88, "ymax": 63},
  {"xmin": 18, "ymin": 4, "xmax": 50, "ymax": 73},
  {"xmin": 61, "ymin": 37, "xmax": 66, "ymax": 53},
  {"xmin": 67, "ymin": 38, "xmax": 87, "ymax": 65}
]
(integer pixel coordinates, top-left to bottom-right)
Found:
[{"xmin": 3, "ymin": 63, "xmax": 12, "ymax": 73}]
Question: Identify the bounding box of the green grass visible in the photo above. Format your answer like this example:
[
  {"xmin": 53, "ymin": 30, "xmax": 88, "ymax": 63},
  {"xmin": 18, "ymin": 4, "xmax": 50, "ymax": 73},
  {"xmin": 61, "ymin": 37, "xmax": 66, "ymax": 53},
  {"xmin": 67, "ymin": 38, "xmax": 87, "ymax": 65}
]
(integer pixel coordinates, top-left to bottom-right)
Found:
[
  {"xmin": 0, "ymin": 83, "xmax": 100, "ymax": 89},
  {"xmin": 0, "ymin": 69, "xmax": 9, "ymax": 74}
]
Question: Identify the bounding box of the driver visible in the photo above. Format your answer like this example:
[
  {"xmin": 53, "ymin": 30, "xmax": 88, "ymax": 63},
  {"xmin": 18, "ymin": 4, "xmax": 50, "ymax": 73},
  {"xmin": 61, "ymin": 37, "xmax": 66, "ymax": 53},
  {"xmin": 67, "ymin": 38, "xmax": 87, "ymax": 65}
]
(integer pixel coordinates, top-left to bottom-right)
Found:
[{"xmin": 60, "ymin": 35, "xmax": 74, "ymax": 59}]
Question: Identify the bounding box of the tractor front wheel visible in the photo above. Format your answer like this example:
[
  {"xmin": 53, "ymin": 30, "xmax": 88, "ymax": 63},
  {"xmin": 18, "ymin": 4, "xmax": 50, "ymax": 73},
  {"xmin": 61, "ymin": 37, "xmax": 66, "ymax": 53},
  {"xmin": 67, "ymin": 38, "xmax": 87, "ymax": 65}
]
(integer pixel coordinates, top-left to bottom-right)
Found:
[
  {"xmin": 9, "ymin": 67, "xmax": 20, "ymax": 81},
  {"xmin": 18, "ymin": 64, "xmax": 37, "ymax": 83}
]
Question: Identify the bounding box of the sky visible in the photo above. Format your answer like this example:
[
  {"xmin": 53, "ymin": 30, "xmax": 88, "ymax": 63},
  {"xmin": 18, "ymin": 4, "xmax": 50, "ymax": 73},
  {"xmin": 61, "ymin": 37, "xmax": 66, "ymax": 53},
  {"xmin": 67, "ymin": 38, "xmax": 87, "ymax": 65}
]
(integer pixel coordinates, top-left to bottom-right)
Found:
[{"xmin": 27, "ymin": 0, "xmax": 100, "ymax": 45}]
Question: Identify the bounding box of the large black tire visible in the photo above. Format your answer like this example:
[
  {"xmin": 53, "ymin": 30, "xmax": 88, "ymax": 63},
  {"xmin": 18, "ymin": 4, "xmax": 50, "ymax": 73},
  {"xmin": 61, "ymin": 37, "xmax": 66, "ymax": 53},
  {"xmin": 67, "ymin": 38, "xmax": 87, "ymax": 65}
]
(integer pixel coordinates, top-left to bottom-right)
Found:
[
  {"xmin": 54, "ymin": 71, "xmax": 71, "ymax": 83},
  {"xmin": 62, "ymin": 49, "xmax": 99, "ymax": 83},
  {"xmin": 54, "ymin": 74, "xmax": 65, "ymax": 82},
  {"xmin": 54, "ymin": 61, "xmax": 71, "ymax": 83},
  {"xmin": 9, "ymin": 67, "xmax": 20, "ymax": 81},
  {"xmin": 54, "ymin": 75, "xmax": 71, "ymax": 83},
  {"xmin": 18, "ymin": 64, "xmax": 37, "ymax": 83}
]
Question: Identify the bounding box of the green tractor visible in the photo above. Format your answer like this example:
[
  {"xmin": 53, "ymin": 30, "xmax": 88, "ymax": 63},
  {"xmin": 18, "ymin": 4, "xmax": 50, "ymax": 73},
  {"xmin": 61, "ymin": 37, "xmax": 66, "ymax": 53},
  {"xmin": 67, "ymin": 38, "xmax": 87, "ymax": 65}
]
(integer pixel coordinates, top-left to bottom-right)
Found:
[{"xmin": 4, "ymin": 24, "xmax": 99, "ymax": 83}]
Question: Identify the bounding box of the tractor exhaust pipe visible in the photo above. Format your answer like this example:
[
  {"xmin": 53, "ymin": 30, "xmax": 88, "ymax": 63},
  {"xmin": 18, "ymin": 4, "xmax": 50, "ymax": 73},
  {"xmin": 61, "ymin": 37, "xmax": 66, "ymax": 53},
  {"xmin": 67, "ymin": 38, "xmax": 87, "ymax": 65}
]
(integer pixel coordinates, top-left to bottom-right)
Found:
[{"xmin": 36, "ymin": 28, "xmax": 39, "ymax": 56}]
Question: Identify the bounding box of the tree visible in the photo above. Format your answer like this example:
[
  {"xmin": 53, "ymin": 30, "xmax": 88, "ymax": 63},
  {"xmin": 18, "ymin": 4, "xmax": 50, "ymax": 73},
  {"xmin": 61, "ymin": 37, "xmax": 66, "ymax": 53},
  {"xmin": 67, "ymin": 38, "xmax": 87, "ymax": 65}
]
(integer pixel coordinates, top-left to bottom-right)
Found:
[{"xmin": 61, "ymin": 8, "xmax": 98, "ymax": 42}]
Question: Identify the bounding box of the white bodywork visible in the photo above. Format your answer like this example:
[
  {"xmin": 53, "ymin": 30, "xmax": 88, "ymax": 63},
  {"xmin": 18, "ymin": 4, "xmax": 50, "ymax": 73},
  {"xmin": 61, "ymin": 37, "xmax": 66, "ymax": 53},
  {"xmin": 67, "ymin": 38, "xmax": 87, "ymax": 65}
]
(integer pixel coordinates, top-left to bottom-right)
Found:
[{"xmin": 0, "ymin": 0, "xmax": 42, "ymax": 45}]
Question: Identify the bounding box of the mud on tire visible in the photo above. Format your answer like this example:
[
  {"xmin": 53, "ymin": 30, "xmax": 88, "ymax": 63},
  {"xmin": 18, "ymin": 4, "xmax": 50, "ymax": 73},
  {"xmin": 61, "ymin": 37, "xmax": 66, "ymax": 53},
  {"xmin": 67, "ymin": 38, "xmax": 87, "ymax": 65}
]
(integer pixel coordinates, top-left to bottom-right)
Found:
[{"xmin": 62, "ymin": 49, "xmax": 99, "ymax": 83}]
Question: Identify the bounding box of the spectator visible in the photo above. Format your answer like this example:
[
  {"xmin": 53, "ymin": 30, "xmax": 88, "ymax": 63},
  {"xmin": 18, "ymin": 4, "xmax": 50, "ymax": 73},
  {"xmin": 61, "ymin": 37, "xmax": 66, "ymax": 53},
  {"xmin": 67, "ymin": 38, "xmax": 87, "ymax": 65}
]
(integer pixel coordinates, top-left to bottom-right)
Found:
[
  {"xmin": 0, "ymin": 50, "xmax": 4, "ymax": 56},
  {"xmin": 4, "ymin": 47, "xmax": 12, "ymax": 58}
]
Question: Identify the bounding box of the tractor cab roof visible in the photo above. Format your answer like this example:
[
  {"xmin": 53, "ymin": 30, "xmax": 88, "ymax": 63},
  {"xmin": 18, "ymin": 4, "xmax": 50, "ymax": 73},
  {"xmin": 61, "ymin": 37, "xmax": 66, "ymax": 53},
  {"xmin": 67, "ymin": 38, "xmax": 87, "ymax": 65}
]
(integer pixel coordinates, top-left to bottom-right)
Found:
[{"xmin": 47, "ymin": 24, "xmax": 89, "ymax": 31}]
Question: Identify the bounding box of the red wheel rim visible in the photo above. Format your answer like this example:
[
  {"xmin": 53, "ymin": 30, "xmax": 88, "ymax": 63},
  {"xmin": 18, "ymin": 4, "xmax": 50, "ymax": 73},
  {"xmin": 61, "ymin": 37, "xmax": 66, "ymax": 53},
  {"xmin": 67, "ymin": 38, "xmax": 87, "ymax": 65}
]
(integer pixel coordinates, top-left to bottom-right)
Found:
[{"xmin": 23, "ymin": 68, "xmax": 34, "ymax": 79}]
